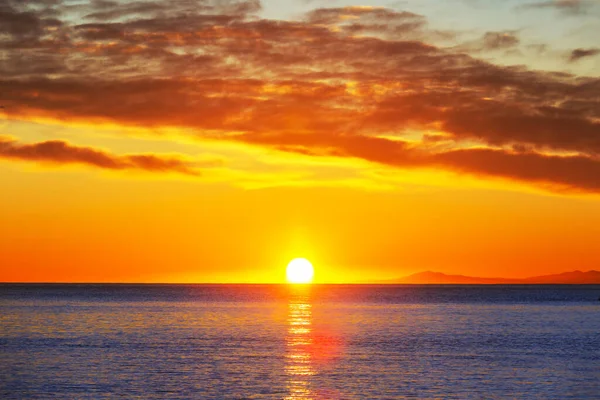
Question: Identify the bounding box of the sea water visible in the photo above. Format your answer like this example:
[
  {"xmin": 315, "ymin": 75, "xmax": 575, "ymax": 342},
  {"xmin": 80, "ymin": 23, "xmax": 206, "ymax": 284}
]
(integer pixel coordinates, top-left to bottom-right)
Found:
[{"xmin": 1, "ymin": 284, "xmax": 599, "ymax": 399}]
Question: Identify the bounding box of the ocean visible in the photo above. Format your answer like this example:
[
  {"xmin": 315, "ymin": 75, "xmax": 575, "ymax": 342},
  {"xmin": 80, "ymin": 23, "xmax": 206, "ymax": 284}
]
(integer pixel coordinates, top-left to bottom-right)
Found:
[{"xmin": 1, "ymin": 284, "xmax": 599, "ymax": 399}]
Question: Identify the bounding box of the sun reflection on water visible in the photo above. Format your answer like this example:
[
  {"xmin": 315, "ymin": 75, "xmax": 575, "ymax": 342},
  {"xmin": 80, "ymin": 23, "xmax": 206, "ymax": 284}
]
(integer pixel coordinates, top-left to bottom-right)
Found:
[{"xmin": 285, "ymin": 291, "xmax": 314, "ymax": 399}]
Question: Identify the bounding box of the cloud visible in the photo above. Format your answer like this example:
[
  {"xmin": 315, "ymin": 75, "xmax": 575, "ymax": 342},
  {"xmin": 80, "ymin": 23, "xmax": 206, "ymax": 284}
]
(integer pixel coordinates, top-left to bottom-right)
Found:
[
  {"xmin": 521, "ymin": 0, "xmax": 590, "ymax": 14},
  {"xmin": 83, "ymin": 1, "xmax": 169, "ymax": 21},
  {"xmin": 0, "ymin": 136, "xmax": 200, "ymax": 175},
  {"xmin": 431, "ymin": 148, "xmax": 600, "ymax": 193},
  {"xmin": 1, "ymin": 1, "xmax": 600, "ymax": 194},
  {"xmin": 569, "ymin": 48, "xmax": 600, "ymax": 62},
  {"xmin": 237, "ymin": 132, "xmax": 600, "ymax": 193},
  {"xmin": 306, "ymin": 6, "xmax": 426, "ymax": 37},
  {"xmin": 481, "ymin": 32, "xmax": 520, "ymax": 50}
]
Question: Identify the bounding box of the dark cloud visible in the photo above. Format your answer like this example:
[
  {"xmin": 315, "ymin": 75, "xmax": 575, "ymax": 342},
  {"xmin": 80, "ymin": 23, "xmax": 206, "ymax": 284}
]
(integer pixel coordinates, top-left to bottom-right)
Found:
[
  {"xmin": 84, "ymin": 1, "xmax": 168, "ymax": 21},
  {"xmin": 0, "ymin": 136, "xmax": 199, "ymax": 175},
  {"xmin": 569, "ymin": 48, "xmax": 600, "ymax": 62},
  {"xmin": 306, "ymin": 7, "xmax": 422, "ymax": 24},
  {"xmin": 482, "ymin": 31, "xmax": 520, "ymax": 50},
  {"xmin": 520, "ymin": 0, "xmax": 596, "ymax": 15},
  {"xmin": 80, "ymin": 0, "xmax": 260, "ymax": 21},
  {"xmin": 1, "ymin": 1, "xmax": 600, "ymax": 193},
  {"xmin": 0, "ymin": 3, "xmax": 62, "ymax": 38},
  {"xmin": 0, "ymin": 9, "xmax": 44, "ymax": 37}
]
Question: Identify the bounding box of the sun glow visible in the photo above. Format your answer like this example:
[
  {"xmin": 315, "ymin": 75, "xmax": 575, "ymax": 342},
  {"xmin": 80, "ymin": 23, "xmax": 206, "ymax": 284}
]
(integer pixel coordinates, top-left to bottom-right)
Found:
[{"xmin": 286, "ymin": 258, "xmax": 314, "ymax": 284}]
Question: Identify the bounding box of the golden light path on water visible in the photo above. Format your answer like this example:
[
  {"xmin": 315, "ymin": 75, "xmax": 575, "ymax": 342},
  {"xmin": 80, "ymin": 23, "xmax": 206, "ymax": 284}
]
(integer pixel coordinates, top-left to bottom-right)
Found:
[{"xmin": 285, "ymin": 290, "xmax": 314, "ymax": 399}]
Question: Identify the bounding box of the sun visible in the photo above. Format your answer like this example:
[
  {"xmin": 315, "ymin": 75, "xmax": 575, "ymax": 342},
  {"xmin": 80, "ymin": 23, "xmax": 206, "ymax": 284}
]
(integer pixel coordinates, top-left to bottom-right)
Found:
[{"xmin": 286, "ymin": 258, "xmax": 314, "ymax": 284}]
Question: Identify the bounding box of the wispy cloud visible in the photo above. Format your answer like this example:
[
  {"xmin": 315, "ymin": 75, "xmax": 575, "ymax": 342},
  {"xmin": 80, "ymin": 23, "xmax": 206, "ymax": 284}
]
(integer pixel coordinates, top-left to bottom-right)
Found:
[
  {"xmin": 237, "ymin": 132, "xmax": 600, "ymax": 193},
  {"xmin": 520, "ymin": 0, "xmax": 593, "ymax": 15},
  {"xmin": 569, "ymin": 47, "xmax": 600, "ymax": 62},
  {"xmin": 0, "ymin": 136, "xmax": 200, "ymax": 175},
  {"xmin": 481, "ymin": 31, "xmax": 520, "ymax": 50}
]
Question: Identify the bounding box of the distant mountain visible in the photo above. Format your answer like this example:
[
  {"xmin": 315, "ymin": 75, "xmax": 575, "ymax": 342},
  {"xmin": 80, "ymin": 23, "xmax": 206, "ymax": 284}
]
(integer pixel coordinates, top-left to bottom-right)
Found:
[
  {"xmin": 385, "ymin": 270, "xmax": 600, "ymax": 284},
  {"xmin": 522, "ymin": 270, "xmax": 600, "ymax": 284}
]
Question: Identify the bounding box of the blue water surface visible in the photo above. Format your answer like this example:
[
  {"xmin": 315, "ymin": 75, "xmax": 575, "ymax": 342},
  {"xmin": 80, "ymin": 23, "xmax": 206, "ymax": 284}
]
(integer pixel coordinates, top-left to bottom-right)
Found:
[{"xmin": 1, "ymin": 284, "xmax": 599, "ymax": 399}]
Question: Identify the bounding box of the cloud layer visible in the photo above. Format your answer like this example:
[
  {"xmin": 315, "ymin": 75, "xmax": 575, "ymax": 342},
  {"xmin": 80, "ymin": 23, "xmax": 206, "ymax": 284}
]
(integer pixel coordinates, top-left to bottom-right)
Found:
[{"xmin": 1, "ymin": 0, "xmax": 599, "ymax": 193}]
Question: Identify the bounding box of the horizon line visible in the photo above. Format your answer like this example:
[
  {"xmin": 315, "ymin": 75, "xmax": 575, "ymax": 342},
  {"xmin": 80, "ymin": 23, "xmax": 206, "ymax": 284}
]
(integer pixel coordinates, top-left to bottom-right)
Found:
[{"xmin": 2, "ymin": 282, "xmax": 600, "ymax": 285}]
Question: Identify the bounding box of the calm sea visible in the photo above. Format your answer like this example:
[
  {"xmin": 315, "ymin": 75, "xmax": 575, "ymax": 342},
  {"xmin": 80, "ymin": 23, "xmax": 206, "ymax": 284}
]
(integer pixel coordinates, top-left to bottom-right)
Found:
[{"xmin": 1, "ymin": 284, "xmax": 600, "ymax": 399}]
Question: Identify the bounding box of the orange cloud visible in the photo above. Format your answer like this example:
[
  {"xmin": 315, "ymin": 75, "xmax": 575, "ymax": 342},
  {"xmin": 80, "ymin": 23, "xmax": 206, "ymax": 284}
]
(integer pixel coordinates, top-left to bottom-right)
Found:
[
  {"xmin": 237, "ymin": 131, "xmax": 600, "ymax": 193},
  {"xmin": 1, "ymin": 0, "xmax": 599, "ymax": 194},
  {"xmin": 0, "ymin": 136, "xmax": 200, "ymax": 175}
]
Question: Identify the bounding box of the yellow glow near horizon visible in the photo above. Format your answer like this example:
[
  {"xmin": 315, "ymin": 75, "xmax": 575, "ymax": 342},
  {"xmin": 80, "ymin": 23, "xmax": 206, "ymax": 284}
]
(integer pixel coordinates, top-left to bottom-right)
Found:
[{"xmin": 286, "ymin": 258, "xmax": 314, "ymax": 284}]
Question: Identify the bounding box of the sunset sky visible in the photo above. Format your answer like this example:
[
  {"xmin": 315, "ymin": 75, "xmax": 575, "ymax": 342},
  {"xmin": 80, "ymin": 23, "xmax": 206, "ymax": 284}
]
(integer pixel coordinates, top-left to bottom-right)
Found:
[{"xmin": 1, "ymin": 0, "xmax": 600, "ymax": 283}]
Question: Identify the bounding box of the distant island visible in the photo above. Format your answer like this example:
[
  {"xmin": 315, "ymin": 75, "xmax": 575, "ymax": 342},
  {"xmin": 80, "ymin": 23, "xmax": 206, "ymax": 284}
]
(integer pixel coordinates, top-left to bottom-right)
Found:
[{"xmin": 378, "ymin": 270, "xmax": 600, "ymax": 284}]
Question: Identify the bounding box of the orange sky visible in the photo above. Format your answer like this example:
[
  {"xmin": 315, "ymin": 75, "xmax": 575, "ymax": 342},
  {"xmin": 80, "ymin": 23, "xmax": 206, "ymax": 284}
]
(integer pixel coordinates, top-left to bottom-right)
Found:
[{"xmin": 1, "ymin": 0, "xmax": 600, "ymax": 282}]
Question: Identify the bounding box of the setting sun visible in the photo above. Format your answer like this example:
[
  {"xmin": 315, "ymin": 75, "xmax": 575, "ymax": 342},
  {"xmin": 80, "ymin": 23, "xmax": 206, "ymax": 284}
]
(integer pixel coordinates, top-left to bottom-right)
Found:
[{"xmin": 286, "ymin": 258, "xmax": 314, "ymax": 284}]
